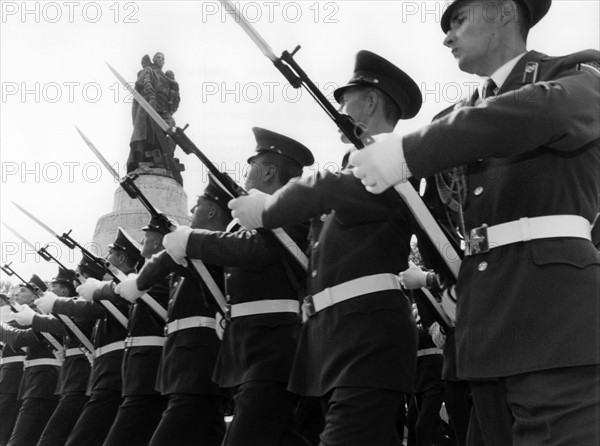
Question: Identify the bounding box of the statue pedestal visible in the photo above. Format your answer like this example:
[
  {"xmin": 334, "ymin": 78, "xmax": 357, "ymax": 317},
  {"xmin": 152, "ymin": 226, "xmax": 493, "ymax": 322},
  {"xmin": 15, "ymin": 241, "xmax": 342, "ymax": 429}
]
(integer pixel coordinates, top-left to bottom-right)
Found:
[{"xmin": 92, "ymin": 170, "xmax": 190, "ymax": 257}]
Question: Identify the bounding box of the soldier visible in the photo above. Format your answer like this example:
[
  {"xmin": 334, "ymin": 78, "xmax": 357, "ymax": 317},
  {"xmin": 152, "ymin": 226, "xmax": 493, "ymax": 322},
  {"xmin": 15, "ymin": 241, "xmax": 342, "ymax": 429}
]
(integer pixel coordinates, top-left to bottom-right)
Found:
[
  {"xmin": 350, "ymin": 0, "xmax": 600, "ymax": 444},
  {"xmin": 227, "ymin": 55, "xmax": 423, "ymax": 443},
  {"xmin": 27, "ymin": 265, "xmax": 97, "ymax": 446},
  {"xmin": 0, "ymin": 276, "xmax": 60, "ymax": 446},
  {"xmin": 35, "ymin": 231, "xmax": 138, "ymax": 446},
  {"xmin": 0, "ymin": 294, "xmax": 27, "ymax": 446},
  {"xmin": 117, "ymin": 179, "xmax": 232, "ymax": 446},
  {"xmin": 162, "ymin": 127, "xmax": 314, "ymax": 446},
  {"xmin": 102, "ymin": 218, "xmax": 171, "ymax": 446}
]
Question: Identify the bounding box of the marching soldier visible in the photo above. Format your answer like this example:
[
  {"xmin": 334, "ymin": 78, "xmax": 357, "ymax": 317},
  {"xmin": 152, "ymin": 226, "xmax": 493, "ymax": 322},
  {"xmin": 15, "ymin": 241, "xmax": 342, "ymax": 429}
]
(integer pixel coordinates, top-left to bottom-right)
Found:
[
  {"xmin": 229, "ymin": 54, "xmax": 422, "ymax": 445},
  {"xmin": 103, "ymin": 218, "xmax": 171, "ymax": 446},
  {"xmin": 162, "ymin": 127, "xmax": 314, "ymax": 446},
  {"xmin": 118, "ymin": 179, "xmax": 232, "ymax": 446},
  {"xmin": 350, "ymin": 0, "xmax": 600, "ymax": 444},
  {"xmin": 0, "ymin": 276, "xmax": 60, "ymax": 446},
  {"xmin": 0, "ymin": 294, "xmax": 27, "ymax": 446},
  {"xmin": 35, "ymin": 263, "xmax": 99, "ymax": 446},
  {"xmin": 35, "ymin": 231, "xmax": 137, "ymax": 446}
]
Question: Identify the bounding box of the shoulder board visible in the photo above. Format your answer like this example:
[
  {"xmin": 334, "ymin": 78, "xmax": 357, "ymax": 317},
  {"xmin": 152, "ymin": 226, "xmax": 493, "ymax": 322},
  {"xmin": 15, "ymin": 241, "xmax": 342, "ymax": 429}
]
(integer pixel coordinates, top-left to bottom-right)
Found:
[
  {"xmin": 432, "ymin": 103, "xmax": 461, "ymax": 122},
  {"xmin": 577, "ymin": 61, "xmax": 600, "ymax": 77}
]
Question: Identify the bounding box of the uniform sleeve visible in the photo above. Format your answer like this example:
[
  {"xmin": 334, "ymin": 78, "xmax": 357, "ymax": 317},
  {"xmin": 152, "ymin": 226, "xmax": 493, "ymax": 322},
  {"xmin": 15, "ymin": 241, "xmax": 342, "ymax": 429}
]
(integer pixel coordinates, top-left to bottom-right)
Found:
[
  {"xmin": 186, "ymin": 229, "xmax": 276, "ymax": 268},
  {"xmin": 137, "ymin": 250, "xmax": 182, "ymax": 291},
  {"xmin": 31, "ymin": 314, "xmax": 65, "ymax": 337},
  {"xmin": 262, "ymin": 169, "xmax": 406, "ymax": 228},
  {"xmin": 0, "ymin": 322, "xmax": 40, "ymax": 348},
  {"xmin": 404, "ymin": 68, "xmax": 600, "ymax": 179},
  {"xmin": 52, "ymin": 296, "xmax": 105, "ymax": 319}
]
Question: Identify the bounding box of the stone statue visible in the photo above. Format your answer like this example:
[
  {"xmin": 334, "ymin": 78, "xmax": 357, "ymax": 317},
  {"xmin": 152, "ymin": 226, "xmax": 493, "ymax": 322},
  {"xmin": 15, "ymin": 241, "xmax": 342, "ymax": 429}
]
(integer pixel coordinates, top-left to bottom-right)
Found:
[{"xmin": 128, "ymin": 52, "xmax": 184, "ymax": 185}]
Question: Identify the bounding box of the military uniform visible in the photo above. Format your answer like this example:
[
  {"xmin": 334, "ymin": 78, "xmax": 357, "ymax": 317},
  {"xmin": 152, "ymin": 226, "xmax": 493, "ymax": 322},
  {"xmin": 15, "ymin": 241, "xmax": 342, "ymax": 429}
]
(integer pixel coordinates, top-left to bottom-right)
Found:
[
  {"xmin": 402, "ymin": 43, "xmax": 600, "ymax": 444},
  {"xmin": 103, "ymin": 223, "xmax": 170, "ymax": 446},
  {"xmin": 31, "ymin": 267, "xmax": 95, "ymax": 446},
  {"xmin": 0, "ymin": 334, "xmax": 26, "ymax": 446},
  {"xmin": 258, "ymin": 169, "xmax": 418, "ymax": 445},
  {"xmin": 0, "ymin": 322, "xmax": 60, "ymax": 446},
  {"xmin": 142, "ymin": 253, "xmax": 225, "ymax": 446}
]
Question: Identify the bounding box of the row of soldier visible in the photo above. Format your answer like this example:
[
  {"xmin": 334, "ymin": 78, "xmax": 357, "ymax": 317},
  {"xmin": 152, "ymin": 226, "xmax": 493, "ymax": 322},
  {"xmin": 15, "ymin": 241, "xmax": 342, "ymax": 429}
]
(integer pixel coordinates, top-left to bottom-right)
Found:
[{"xmin": 2, "ymin": 0, "xmax": 600, "ymax": 445}]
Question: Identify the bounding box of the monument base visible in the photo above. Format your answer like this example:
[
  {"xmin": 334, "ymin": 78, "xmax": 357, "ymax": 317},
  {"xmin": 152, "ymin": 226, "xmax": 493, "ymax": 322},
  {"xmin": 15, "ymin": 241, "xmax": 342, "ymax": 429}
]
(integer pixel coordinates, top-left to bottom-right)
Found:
[{"xmin": 92, "ymin": 169, "xmax": 190, "ymax": 257}]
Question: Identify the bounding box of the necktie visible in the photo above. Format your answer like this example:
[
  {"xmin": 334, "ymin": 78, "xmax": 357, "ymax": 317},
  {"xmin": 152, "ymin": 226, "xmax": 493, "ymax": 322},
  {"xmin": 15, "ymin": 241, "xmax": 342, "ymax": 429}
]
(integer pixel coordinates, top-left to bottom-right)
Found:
[{"xmin": 482, "ymin": 79, "xmax": 497, "ymax": 99}]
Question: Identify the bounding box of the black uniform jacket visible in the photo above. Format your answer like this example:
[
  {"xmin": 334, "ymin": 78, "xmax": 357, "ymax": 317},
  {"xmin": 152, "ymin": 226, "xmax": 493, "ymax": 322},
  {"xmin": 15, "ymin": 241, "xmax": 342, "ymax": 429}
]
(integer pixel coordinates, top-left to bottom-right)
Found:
[
  {"xmin": 403, "ymin": 50, "xmax": 600, "ymax": 379},
  {"xmin": 53, "ymin": 292, "xmax": 128, "ymax": 392},
  {"xmin": 0, "ymin": 323, "xmax": 26, "ymax": 395},
  {"xmin": 32, "ymin": 312, "xmax": 94, "ymax": 394},
  {"xmin": 260, "ymin": 169, "xmax": 418, "ymax": 396},
  {"xmin": 0, "ymin": 321, "xmax": 59, "ymax": 400},
  {"xmin": 137, "ymin": 252, "xmax": 222, "ymax": 396},
  {"xmin": 185, "ymin": 223, "xmax": 308, "ymax": 388},
  {"xmin": 93, "ymin": 278, "xmax": 169, "ymax": 397}
]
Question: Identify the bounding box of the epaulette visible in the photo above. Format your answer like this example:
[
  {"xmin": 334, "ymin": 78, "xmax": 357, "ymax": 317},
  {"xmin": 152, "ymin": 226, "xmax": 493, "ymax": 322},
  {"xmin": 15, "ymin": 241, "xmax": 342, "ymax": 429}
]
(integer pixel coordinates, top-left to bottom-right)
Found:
[
  {"xmin": 432, "ymin": 103, "xmax": 460, "ymax": 122},
  {"xmin": 577, "ymin": 61, "xmax": 600, "ymax": 77}
]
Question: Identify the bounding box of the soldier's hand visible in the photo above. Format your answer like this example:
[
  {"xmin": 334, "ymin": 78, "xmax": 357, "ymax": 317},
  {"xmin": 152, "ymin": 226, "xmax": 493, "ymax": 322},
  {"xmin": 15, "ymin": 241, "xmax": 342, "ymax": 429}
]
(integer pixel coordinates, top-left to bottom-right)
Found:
[
  {"xmin": 13, "ymin": 304, "xmax": 36, "ymax": 326},
  {"xmin": 399, "ymin": 261, "xmax": 428, "ymax": 290},
  {"xmin": 35, "ymin": 291, "xmax": 59, "ymax": 314},
  {"xmin": 228, "ymin": 189, "xmax": 269, "ymax": 229},
  {"xmin": 53, "ymin": 347, "xmax": 66, "ymax": 363},
  {"xmin": 163, "ymin": 226, "xmax": 193, "ymax": 266},
  {"xmin": 76, "ymin": 278, "xmax": 107, "ymax": 301},
  {"xmin": 349, "ymin": 133, "xmax": 412, "ymax": 194},
  {"xmin": 85, "ymin": 350, "xmax": 94, "ymax": 366},
  {"xmin": 114, "ymin": 274, "xmax": 145, "ymax": 303},
  {"xmin": 429, "ymin": 322, "xmax": 446, "ymax": 349}
]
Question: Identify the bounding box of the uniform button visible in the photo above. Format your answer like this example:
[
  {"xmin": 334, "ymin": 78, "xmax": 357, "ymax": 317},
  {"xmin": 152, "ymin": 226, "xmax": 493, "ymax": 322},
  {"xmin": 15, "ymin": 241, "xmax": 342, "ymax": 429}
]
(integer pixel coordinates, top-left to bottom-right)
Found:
[
  {"xmin": 320, "ymin": 214, "xmax": 328, "ymax": 222},
  {"xmin": 474, "ymin": 186, "xmax": 484, "ymax": 196},
  {"xmin": 478, "ymin": 262, "xmax": 488, "ymax": 272},
  {"xmin": 311, "ymin": 270, "xmax": 318, "ymax": 278},
  {"xmin": 225, "ymin": 273, "xmax": 231, "ymax": 279},
  {"xmin": 313, "ymin": 242, "xmax": 319, "ymax": 249}
]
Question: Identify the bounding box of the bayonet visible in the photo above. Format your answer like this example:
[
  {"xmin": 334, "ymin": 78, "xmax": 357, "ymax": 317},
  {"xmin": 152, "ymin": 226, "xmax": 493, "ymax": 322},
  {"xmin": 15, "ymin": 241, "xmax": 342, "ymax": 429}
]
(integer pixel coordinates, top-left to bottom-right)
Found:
[{"xmin": 220, "ymin": 0, "xmax": 462, "ymax": 280}]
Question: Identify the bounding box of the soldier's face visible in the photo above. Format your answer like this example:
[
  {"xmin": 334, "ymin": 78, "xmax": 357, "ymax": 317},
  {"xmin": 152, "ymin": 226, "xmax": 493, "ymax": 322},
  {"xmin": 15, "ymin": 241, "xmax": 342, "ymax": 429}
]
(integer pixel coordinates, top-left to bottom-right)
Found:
[
  {"xmin": 49, "ymin": 283, "xmax": 70, "ymax": 297},
  {"xmin": 14, "ymin": 287, "xmax": 36, "ymax": 305},
  {"xmin": 141, "ymin": 231, "xmax": 163, "ymax": 259},
  {"xmin": 190, "ymin": 197, "xmax": 214, "ymax": 229},
  {"xmin": 244, "ymin": 156, "xmax": 271, "ymax": 192},
  {"xmin": 443, "ymin": 1, "xmax": 503, "ymax": 75},
  {"xmin": 337, "ymin": 88, "xmax": 370, "ymax": 143}
]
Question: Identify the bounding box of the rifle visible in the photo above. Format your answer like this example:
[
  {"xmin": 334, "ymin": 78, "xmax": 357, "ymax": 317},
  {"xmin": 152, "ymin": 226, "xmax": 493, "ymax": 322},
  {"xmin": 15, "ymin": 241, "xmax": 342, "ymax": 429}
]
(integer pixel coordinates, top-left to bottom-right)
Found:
[
  {"xmin": 75, "ymin": 128, "xmax": 227, "ymax": 317},
  {"xmin": 0, "ymin": 261, "xmax": 65, "ymax": 353},
  {"xmin": 218, "ymin": 0, "xmax": 461, "ymax": 281},
  {"xmin": 6, "ymin": 207, "xmax": 130, "ymax": 329},
  {"xmin": 1, "ymin": 224, "xmax": 95, "ymax": 353},
  {"xmin": 105, "ymin": 64, "xmax": 310, "ymax": 277}
]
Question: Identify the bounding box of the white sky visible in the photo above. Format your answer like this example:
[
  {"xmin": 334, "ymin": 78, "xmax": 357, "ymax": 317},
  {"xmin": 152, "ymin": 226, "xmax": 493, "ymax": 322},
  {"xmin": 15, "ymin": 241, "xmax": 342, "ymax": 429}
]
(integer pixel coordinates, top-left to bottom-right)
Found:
[{"xmin": 1, "ymin": 0, "xmax": 599, "ymax": 284}]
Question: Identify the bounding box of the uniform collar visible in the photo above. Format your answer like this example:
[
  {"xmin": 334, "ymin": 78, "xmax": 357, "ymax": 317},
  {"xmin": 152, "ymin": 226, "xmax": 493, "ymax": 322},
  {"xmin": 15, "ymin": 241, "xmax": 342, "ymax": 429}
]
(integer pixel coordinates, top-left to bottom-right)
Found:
[{"xmin": 479, "ymin": 52, "xmax": 527, "ymax": 97}]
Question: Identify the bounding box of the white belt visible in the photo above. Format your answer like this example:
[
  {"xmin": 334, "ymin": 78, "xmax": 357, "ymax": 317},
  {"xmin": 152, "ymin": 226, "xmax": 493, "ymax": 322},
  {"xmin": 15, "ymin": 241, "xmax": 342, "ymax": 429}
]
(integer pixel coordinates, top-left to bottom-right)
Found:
[
  {"xmin": 166, "ymin": 316, "xmax": 216, "ymax": 335},
  {"xmin": 24, "ymin": 358, "xmax": 62, "ymax": 368},
  {"xmin": 417, "ymin": 348, "xmax": 443, "ymax": 357},
  {"xmin": 0, "ymin": 356, "xmax": 26, "ymax": 365},
  {"xmin": 94, "ymin": 341, "xmax": 125, "ymax": 358},
  {"xmin": 65, "ymin": 348, "xmax": 85, "ymax": 357},
  {"xmin": 229, "ymin": 300, "xmax": 299, "ymax": 318},
  {"xmin": 305, "ymin": 273, "xmax": 402, "ymax": 316},
  {"xmin": 124, "ymin": 336, "xmax": 165, "ymax": 348},
  {"xmin": 466, "ymin": 215, "xmax": 592, "ymax": 256}
]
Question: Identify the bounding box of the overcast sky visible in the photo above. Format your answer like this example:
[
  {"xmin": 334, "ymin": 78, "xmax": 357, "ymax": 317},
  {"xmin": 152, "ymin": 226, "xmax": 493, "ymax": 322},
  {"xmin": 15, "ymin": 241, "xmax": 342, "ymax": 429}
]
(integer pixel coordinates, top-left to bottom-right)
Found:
[{"xmin": 1, "ymin": 0, "xmax": 599, "ymax": 284}]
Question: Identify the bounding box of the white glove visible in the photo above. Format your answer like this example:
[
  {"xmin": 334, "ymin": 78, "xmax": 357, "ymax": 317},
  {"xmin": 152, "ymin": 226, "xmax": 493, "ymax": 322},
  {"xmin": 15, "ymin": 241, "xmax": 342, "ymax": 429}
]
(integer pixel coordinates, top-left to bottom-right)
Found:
[
  {"xmin": 399, "ymin": 261, "xmax": 428, "ymax": 290},
  {"xmin": 349, "ymin": 133, "xmax": 412, "ymax": 194},
  {"xmin": 76, "ymin": 278, "xmax": 107, "ymax": 301},
  {"xmin": 85, "ymin": 350, "xmax": 94, "ymax": 366},
  {"xmin": 163, "ymin": 225, "xmax": 193, "ymax": 266},
  {"xmin": 53, "ymin": 346, "xmax": 66, "ymax": 363},
  {"xmin": 227, "ymin": 189, "xmax": 269, "ymax": 229},
  {"xmin": 13, "ymin": 305, "xmax": 36, "ymax": 326},
  {"xmin": 114, "ymin": 273, "xmax": 145, "ymax": 303},
  {"xmin": 35, "ymin": 291, "xmax": 59, "ymax": 314},
  {"xmin": 429, "ymin": 321, "xmax": 446, "ymax": 349}
]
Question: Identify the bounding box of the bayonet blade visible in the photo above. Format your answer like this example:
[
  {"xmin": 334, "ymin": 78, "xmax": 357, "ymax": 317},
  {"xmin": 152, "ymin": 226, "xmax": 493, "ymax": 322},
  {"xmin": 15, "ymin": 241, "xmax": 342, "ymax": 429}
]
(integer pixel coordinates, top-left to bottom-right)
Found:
[
  {"xmin": 11, "ymin": 202, "xmax": 60, "ymax": 239},
  {"xmin": 220, "ymin": 0, "xmax": 278, "ymax": 62},
  {"xmin": 105, "ymin": 62, "xmax": 171, "ymax": 133},
  {"xmin": 1, "ymin": 221, "xmax": 39, "ymax": 252},
  {"xmin": 75, "ymin": 127, "xmax": 121, "ymax": 182}
]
